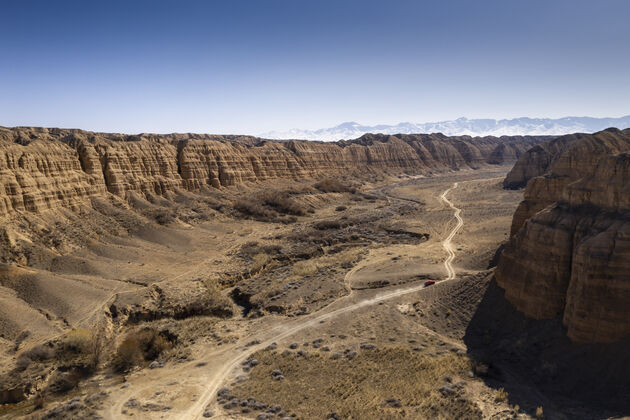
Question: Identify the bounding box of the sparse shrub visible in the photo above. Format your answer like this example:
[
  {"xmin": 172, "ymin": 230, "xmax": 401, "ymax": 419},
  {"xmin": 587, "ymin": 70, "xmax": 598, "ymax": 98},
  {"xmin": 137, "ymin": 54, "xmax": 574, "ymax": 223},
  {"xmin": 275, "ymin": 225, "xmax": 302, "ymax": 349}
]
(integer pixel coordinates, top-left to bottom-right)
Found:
[
  {"xmin": 62, "ymin": 329, "xmax": 92, "ymax": 353},
  {"xmin": 138, "ymin": 329, "xmax": 170, "ymax": 360},
  {"xmin": 536, "ymin": 406, "xmax": 544, "ymax": 419},
  {"xmin": 33, "ymin": 392, "xmax": 44, "ymax": 410},
  {"xmin": 314, "ymin": 178, "xmax": 356, "ymax": 194},
  {"xmin": 259, "ymin": 191, "xmax": 305, "ymax": 216},
  {"xmin": 111, "ymin": 336, "xmax": 143, "ymax": 373},
  {"xmin": 240, "ymin": 241, "xmax": 282, "ymax": 259},
  {"xmin": 314, "ymin": 220, "xmax": 343, "ymax": 230},
  {"xmin": 152, "ymin": 208, "xmax": 177, "ymax": 225},
  {"xmin": 335, "ymin": 205, "xmax": 347, "ymax": 212},
  {"xmin": 494, "ymin": 387, "xmax": 508, "ymax": 402},
  {"xmin": 234, "ymin": 199, "xmax": 275, "ymax": 220},
  {"xmin": 111, "ymin": 327, "xmax": 174, "ymax": 372},
  {"xmin": 473, "ymin": 361, "xmax": 489, "ymax": 376},
  {"xmin": 47, "ymin": 368, "xmax": 83, "ymax": 393},
  {"xmin": 22, "ymin": 344, "xmax": 54, "ymax": 361},
  {"xmin": 16, "ymin": 344, "xmax": 54, "ymax": 369},
  {"xmin": 15, "ymin": 354, "xmax": 33, "ymax": 370},
  {"xmin": 58, "ymin": 329, "xmax": 102, "ymax": 371},
  {"xmin": 292, "ymin": 260, "xmax": 319, "ymax": 276},
  {"xmin": 251, "ymin": 253, "xmax": 271, "ymax": 273}
]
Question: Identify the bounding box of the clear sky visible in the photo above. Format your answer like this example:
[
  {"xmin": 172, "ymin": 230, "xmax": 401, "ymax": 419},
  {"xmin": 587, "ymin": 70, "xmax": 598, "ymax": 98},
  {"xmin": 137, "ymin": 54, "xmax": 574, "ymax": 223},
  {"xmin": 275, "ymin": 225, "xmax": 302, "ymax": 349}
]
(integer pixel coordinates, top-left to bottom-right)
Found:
[{"xmin": 1, "ymin": 0, "xmax": 629, "ymax": 134}]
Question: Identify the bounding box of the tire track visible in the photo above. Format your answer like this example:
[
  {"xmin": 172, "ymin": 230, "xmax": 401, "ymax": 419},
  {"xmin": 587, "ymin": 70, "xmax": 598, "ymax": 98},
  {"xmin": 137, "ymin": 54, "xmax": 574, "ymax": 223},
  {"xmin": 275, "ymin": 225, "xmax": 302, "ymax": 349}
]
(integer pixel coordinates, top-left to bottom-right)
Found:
[{"xmin": 104, "ymin": 180, "xmax": 470, "ymax": 420}]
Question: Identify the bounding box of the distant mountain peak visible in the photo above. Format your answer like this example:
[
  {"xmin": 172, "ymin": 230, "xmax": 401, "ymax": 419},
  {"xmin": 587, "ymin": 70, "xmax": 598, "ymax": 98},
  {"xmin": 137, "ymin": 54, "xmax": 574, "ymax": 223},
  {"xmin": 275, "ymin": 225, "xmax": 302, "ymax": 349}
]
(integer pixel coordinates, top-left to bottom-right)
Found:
[{"xmin": 261, "ymin": 115, "xmax": 630, "ymax": 142}]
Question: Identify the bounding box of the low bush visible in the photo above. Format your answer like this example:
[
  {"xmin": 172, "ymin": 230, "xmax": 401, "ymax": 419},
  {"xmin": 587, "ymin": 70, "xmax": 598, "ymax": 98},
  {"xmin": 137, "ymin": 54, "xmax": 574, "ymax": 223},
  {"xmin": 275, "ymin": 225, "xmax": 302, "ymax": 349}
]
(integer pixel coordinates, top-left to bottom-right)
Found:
[
  {"xmin": 251, "ymin": 253, "xmax": 271, "ymax": 273},
  {"xmin": 313, "ymin": 179, "xmax": 356, "ymax": 193},
  {"xmin": 259, "ymin": 191, "xmax": 305, "ymax": 216},
  {"xmin": 47, "ymin": 368, "xmax": 83, "ymax": 394},
  {"xmin": 111, "ymin": 327, "xmax": 173, "ymax": 373},
  {"xmin": 58, "ymin": 329, "xmax": 102, "ymax": 370},
  {"xmin": 62, "ymin": 329, "xmax": 92, "ymax": 353},
  {"xmin": 335, "ymin": 205, "xmax": 347, "ymax": 212},
  {"xmin": 111, "ymin": 337, "xmax": 143, "ymax": 373},
  {"xmin": 16, "ymin": 344, "xmax": 53, "ymax": 370},
  {"xmin": 314, "ymin": 220, "xmax": 343, "ymax": 230},
  {"xmin": 240, "ymin": 241, "xmax": 282, "ymax": 258},
  {"xmin": 22, "ymin": 344, "xmax": 54, "ymax": 361},
  {"xmin": 151, "ymin": 208, "xmax": 177, "ymax": 225},
  {"xmin": 494, "ymin": 387, "xmax": 508, "ymax": 402},
  {"xmin": 292, "ymin": 260, "xmax": 319, "ymax": 276},
  {"xmin": 234, "ymin": 200, "xmax": 275, "ymax": 219}
]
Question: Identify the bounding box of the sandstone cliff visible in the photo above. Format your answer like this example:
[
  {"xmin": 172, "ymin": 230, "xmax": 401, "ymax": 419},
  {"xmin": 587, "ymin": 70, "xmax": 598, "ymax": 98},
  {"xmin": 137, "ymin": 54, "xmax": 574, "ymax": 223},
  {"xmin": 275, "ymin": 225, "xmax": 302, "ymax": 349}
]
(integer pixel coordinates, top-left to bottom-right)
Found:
[
  {"xmin": 495, "ymin": 128, "xmax": 630, "ymax": 343},
  {"xmin": 0, "ymin": 127, "xmax": 547, "ymax": 217},
  {"xmin": 502, "ymin": 133, "xmax": 586, "ymax": 189}
]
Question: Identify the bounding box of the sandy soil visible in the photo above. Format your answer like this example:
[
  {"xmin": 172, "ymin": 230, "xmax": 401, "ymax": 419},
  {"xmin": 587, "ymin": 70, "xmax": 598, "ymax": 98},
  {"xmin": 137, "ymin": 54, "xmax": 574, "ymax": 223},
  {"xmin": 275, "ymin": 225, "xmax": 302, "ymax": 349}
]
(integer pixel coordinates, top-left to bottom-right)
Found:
[
  {"xmin": 1, "ymin": 166, "xmax": 530, "ymax": 419},
  {"xmin": 94, "ymin": 169, "xmax": 523, "ymax": 420}
]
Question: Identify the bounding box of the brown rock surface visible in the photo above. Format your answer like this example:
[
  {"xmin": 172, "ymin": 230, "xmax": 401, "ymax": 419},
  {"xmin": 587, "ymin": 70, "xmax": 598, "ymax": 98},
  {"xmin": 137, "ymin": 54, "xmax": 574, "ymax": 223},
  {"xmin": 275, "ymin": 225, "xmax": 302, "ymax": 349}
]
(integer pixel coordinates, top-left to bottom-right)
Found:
[
  {"xmin": 502, "ymin": 132, "xmax": 586, "ymax": 189},
  {"xmin": 496, "ymin": 128, "xmax": 630, "ymax": 343},
  {"xmin": 0, "ymin": 126, "xmax": 546, "ymax": 217}
]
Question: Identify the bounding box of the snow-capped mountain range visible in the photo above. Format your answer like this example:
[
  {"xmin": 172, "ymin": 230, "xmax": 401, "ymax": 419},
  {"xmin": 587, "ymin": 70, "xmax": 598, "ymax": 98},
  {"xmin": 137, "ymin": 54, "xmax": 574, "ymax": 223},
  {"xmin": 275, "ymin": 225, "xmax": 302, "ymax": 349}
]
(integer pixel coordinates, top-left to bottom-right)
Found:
[{"xmin": 261, "ymin": 116, "xmax": 630, "ymax": 141}]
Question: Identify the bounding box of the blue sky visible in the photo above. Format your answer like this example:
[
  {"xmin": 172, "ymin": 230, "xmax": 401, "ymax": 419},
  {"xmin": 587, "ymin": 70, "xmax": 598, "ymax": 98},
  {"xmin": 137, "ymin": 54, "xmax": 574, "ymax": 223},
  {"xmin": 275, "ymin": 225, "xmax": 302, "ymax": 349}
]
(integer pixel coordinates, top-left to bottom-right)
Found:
[{"xmin": 1, "ymin": 0, "xmax": 629, "ymax": 134}]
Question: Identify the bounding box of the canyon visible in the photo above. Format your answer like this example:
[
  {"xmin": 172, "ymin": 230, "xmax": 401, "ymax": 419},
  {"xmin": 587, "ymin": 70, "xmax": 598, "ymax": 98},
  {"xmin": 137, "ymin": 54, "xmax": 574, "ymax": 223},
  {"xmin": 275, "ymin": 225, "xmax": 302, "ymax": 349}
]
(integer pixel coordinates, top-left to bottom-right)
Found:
[
  {"xmin": 0, "ymin": 126, "xmax": 628, "ymax": 419},
  {"xmin": 0, "ymin": 126, "xmax": 547, "ymax": 218},
  {"xmin": 496, "ymin": 128, "xmax": 630, "ymax": 343}
]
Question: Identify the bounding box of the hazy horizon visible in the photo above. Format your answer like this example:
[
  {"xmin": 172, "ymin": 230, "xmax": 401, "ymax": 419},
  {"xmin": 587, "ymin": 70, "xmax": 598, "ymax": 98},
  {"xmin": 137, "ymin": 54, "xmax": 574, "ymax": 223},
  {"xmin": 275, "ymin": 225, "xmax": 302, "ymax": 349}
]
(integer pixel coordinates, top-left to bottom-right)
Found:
[{"xmin": 2, "ymin": 0, "xmax": 629, "ymax": 134}]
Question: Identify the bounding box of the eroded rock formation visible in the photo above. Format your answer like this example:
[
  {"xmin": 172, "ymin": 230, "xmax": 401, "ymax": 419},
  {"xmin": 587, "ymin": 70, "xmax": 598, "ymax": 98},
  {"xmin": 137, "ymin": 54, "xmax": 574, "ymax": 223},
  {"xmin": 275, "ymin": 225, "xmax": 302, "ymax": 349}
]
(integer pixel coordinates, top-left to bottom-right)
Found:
[
  {"xmin": 502, "ymin": 133, "xmax": 586, "ymax": 189},
  {"xmin": 0, "ymin": 126, "xmax": 546, "ymax": 217},
  {"xmin": 496, "ymin": 128, "xmax": 630, "ymax": 343}
]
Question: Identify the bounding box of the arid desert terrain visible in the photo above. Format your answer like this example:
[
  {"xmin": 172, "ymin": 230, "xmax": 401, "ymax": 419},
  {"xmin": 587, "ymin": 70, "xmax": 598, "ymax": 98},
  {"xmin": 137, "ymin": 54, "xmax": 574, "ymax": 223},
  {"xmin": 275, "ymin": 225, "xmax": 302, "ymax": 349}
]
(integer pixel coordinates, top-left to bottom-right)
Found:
[{"xmin": 0, "ymin": 127, "xmax": 629, "ymax": 420}]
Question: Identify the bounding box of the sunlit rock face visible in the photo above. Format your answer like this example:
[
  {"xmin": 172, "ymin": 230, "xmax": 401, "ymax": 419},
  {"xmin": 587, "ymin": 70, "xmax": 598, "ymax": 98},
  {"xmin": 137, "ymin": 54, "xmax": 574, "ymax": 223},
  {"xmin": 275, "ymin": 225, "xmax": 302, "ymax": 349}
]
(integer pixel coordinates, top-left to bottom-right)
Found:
[
  {"xmin": 496, "ymin": 128, "xmax": 630, "ymax": 343},
  {"xmin": 0, "ymin": 126, "xmax": 545, "ymax": 217}
]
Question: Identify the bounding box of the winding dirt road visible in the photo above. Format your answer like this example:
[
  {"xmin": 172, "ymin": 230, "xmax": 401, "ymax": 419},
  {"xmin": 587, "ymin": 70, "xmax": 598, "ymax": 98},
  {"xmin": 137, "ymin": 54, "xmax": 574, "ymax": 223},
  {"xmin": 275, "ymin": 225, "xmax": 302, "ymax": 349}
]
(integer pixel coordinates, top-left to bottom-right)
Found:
[
  {"xmin": 104, "ymin": 181, "xmax": 467, "ymax": 419},
  {"xmin": 440, "ymin": 182, "xmax": 462, "ymax": 280}
]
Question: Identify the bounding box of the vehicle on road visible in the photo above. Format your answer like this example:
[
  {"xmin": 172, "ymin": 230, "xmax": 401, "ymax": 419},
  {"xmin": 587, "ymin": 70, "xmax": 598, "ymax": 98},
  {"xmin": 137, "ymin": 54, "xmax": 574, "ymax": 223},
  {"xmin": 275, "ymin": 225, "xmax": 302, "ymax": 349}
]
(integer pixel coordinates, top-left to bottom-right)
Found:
[{"xmin": 424, "ymin": 280, "xmax": 435, "ymax": 287}]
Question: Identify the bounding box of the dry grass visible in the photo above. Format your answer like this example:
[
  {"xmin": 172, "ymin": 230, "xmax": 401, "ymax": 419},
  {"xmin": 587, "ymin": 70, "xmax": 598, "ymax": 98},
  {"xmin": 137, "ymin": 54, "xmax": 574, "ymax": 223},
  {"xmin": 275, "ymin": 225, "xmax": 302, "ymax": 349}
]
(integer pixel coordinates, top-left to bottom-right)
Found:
[
  {"xmin": 494, "ymin": 387, "xmax": 508, "ymax": 403},
  {"xmin": 232, "ymin": 348, "xmax": 480, "ymax": 419},
  {"xmin": 291, "ymin": 260, "xmax": 319, "ymax": 276},
  {"xmin": 111, "ymin": 327, "xmax": 173, "ymax": 372},
  {"xmin": 314, "ymin": 178, "xmax": 356, "ymax": 193},
  {"xmin": 314, "ymin": 220, "xmax": 343, "ymax": 230},
  {"xmin": 16, "ymin": 344, "xmax": 54, "ymax": 370},
  {"xmin": 259, "ymin": 191, "xmax": 306, "ymax": 216},
  {"xmin": 251, "ymin": 253, "xmax": 272, "ymax": 273}
]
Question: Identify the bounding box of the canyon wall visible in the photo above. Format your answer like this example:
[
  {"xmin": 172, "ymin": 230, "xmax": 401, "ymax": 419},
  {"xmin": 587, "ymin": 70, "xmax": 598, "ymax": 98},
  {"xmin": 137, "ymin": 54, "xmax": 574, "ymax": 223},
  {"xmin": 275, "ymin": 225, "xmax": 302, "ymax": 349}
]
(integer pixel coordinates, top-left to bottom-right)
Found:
[
  {"xmin": 496, "ymin": 128, "xmax": 630, "ymax": 343},
  {"xmin": 0, "ymin": 127, "xmax": 546, "ymax": 217},
  {"xmin": 502, "ymin": 132, "xmax": 586, "ymax": 189}
]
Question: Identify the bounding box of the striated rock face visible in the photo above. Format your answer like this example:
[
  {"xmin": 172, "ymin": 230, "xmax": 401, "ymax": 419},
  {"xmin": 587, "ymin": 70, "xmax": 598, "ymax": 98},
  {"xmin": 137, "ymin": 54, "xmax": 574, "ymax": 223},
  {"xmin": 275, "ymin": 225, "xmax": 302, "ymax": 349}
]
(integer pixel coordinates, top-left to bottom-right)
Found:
[
  {"xmin": 503, "ymin": 133, "xmax": 586, "ymax": 189},
  {"xmin": 0, "ymin": 126, "xmax": 548, "ymax": 217},
  {"xmin": 0, "ymin": 133, "xmax": 106, "ymax": 216},
  {"xmin": 496, "ymin": 128, "xmax": 630, "ymax": 343},
  {"xmin": 509, "ymin": 129, "xmax": 630, "ymax": 235}
]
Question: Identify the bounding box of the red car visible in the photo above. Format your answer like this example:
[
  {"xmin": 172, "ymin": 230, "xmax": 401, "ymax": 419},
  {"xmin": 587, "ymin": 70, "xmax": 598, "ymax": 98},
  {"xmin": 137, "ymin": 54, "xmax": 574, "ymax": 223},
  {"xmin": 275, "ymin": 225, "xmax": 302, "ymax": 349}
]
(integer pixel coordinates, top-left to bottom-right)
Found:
[{"xmin": 424, "ymin": 280, "xmax": 435, "ymax": 287}]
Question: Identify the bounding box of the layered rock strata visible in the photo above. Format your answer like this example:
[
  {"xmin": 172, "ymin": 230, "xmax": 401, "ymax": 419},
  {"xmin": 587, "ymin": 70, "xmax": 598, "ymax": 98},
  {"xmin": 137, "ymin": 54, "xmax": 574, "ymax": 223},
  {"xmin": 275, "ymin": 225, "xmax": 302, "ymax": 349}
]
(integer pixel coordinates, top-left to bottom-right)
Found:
[
  {"xmin": 496, "ymin": 128, "xmax": 630, "ymax": 343},
  {"xmin": 503, "ymin": 133, "xmax": 586, "ymax": 189},
  {"xmin": 0, "ymin": 127, "xmax": 547, "ymax": 217}
]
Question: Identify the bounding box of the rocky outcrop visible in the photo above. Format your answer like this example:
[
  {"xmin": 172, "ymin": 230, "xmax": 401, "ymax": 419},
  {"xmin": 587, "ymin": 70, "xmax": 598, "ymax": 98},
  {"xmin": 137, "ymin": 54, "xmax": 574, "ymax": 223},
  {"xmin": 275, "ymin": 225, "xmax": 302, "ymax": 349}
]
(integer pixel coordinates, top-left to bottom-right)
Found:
[
  {"xmin": 502, "ymin": 133, "xmax": 586, "ymax": 189},
  {"xmin": 509, "ymin": 129, "xmax": 630, "ymax": 234},
  {"xmin": 0, "ymin": 126, "xmax": 548, "ymax": 217},
  {"xmin": 495, "ymin": 128, "xmax": 630, "ymax": 343},
  {"xmin": 0, "ymin": 135, "xmax": 106, "ymax": 216}
]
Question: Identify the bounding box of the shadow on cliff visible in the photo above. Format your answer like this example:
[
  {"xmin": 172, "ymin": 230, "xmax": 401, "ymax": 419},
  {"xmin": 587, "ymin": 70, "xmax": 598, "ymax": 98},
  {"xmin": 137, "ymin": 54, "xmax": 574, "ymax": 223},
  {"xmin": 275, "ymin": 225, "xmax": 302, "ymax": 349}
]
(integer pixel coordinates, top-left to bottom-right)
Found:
[{"xmin": 464, "ymin": 278, "xmax": 630, "ymax": 420}]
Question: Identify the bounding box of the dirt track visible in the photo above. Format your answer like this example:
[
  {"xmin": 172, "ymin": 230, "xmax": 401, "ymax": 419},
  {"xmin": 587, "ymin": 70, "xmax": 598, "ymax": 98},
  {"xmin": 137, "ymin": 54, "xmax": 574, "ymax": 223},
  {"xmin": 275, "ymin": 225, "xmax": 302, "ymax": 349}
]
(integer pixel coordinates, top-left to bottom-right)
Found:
[
  {"xmin": 102, "ymin": 180, "xmax": 469, "ymax": 419},
  {"xmin": 440, "ymin": 182, "xmax": 462, "ymax": 280}
]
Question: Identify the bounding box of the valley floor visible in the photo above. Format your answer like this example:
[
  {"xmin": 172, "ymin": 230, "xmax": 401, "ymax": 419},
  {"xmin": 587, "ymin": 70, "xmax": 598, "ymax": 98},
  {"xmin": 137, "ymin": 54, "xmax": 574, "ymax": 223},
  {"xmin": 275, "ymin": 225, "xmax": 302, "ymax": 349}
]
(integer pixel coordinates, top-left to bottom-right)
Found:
[{"xmin": 2, "ymin": 167, "xmax": 553, "ymax": 419}]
